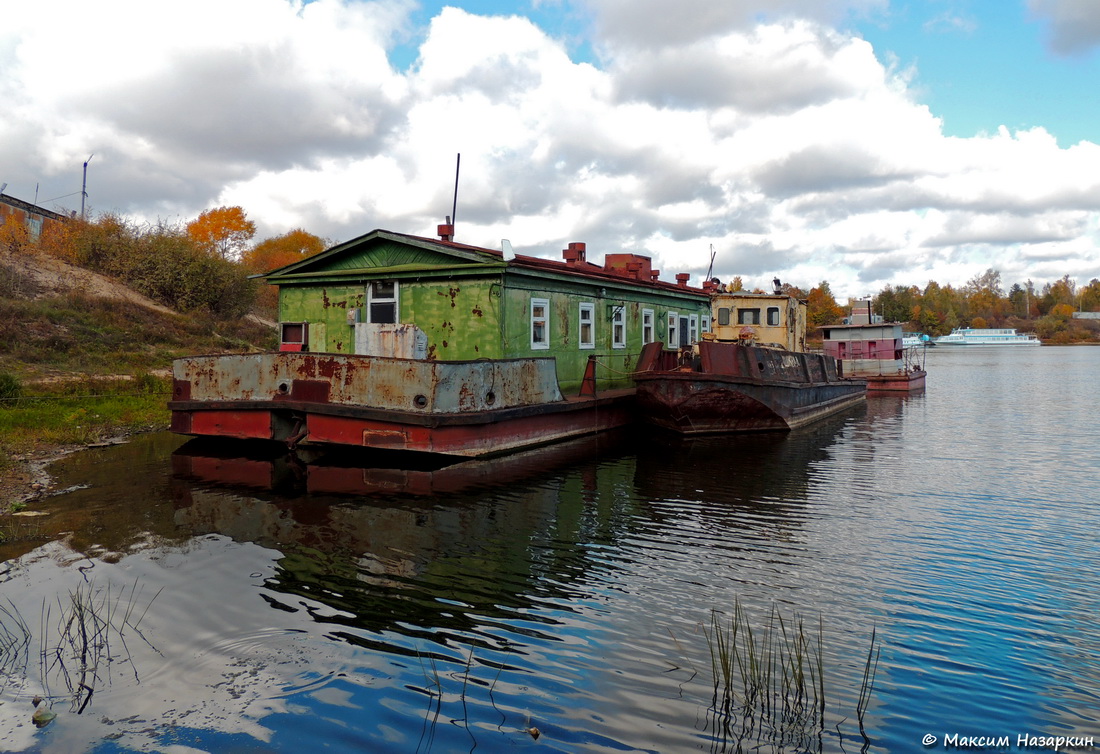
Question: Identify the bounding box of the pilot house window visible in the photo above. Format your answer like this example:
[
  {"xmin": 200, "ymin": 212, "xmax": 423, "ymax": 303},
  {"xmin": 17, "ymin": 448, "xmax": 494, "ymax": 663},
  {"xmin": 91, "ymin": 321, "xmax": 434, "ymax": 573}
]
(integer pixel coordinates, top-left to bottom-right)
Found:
[
  {"xmin": 368, "ymin": 281, "xmax": 398, "ymax": 323},
  {"xmin": 737, "ymin": 308, "xmax": 761, "ymax": 325}
]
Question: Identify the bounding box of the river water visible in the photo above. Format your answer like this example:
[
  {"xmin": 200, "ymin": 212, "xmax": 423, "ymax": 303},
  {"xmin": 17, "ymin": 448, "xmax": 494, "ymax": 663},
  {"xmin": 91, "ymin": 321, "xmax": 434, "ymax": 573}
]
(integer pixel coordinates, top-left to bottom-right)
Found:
[{"xmin": 1, "ymin": 346, "xmax": 1098, "ymax": 753}]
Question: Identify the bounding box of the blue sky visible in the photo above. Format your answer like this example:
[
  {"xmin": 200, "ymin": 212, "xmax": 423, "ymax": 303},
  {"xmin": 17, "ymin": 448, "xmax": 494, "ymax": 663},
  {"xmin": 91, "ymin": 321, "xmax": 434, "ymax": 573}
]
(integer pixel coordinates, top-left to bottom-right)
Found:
[
  {"xmin": 851, "ymin": 1, "xmax": 1100, "ymax": 146},
  {"xmin": 3, "ymin": 0, "xmax": 1100, "ymax": 298},
  {"xmin": 391, "ymin": 0, "xmax": 1100, "ymax": 146}
]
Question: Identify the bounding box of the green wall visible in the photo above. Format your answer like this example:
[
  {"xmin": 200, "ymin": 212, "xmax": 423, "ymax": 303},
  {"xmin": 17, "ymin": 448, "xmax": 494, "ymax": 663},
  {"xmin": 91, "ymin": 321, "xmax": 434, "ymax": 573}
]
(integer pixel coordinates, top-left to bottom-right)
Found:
[
  {"xmin": 501, "ymin": 276, "xmax": 709, "ymax": 393},
  {"xmin": 278, "ymin": 277, "xmax": 505, "ymax": 359}
]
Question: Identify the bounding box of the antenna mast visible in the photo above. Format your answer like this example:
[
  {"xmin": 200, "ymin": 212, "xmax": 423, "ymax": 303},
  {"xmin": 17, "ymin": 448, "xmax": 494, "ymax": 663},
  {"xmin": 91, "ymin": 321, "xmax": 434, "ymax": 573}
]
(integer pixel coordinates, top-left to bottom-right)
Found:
[
  {"xmin": 705, "ymin": 244, "xmax": 716, "ymax": 281},
  {"xmin": 451, "ymin": 153, "xmax": 461, "ymax": 233}
]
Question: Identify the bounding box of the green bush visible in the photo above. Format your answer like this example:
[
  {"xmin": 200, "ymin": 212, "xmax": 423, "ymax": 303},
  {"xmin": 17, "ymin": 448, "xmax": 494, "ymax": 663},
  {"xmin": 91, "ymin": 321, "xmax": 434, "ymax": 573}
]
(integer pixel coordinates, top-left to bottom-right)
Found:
[{"xmin": 0, "ymin": 371, "xmax": 22, "ymax": 403}]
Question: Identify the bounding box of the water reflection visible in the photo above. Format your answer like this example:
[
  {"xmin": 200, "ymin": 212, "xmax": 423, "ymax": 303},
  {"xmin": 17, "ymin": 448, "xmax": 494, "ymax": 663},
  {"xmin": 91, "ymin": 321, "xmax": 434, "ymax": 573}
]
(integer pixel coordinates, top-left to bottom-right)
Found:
[{"xmin": 6, "ymin": 346, "xmax": 1099, "ymax": 754}]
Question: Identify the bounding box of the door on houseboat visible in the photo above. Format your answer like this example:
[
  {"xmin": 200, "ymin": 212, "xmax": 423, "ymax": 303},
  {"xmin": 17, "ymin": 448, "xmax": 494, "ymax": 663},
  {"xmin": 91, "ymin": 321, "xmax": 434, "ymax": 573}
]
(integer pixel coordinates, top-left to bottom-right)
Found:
[{"xmin": 354, "ymin": 280, "xmax": 428, "ymax": 359}]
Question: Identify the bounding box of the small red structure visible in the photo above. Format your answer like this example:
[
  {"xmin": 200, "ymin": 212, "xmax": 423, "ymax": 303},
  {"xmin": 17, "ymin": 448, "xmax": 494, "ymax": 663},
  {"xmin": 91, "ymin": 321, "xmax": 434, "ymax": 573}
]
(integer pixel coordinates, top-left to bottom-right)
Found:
[{"xmin": 819, "ymin": 301, "xmax": 927, "ymax": 394}]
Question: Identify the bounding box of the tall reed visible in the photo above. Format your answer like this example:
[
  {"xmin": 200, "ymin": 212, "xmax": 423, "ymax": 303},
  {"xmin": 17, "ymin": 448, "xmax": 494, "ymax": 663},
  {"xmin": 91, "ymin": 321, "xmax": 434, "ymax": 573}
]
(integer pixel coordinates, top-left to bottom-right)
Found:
[{"xmin": 704, "ymin": 599, "xmax": 879, "ymax": 752}]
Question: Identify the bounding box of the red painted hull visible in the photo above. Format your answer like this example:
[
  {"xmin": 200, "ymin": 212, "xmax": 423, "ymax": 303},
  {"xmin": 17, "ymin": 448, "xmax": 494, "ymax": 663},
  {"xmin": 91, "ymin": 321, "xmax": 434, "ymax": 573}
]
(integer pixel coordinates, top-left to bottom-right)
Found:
[
  {"xmin": 170, "ymin": 392, "xmax": 634, "ymax": 458},
  {"xmin": 865, "ymin": 369, "xmax": 926, "ymax": 394},
  {"xmin": 169, "ymin": 351, "xmax": 632, "ymax": 458}
]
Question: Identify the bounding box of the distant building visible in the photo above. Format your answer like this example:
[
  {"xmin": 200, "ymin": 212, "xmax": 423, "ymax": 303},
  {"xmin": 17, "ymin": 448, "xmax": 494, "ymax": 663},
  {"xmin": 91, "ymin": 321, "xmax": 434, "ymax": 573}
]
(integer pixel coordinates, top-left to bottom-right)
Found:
[
  {"xmin": 1072, "ymin": 312, "xmax": 1100, "ymax": 320},
  {"xmin": 0, "ymin": 190, "xmax": 69, "ymax": 243}
]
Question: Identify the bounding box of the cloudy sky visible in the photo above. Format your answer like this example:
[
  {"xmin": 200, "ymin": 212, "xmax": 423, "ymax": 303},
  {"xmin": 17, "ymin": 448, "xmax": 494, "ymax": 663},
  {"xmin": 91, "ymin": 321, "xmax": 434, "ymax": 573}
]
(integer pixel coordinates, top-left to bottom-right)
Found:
[{"xmin": 3, "ymin": 0, "xmax": 1100, "ymax": 298}]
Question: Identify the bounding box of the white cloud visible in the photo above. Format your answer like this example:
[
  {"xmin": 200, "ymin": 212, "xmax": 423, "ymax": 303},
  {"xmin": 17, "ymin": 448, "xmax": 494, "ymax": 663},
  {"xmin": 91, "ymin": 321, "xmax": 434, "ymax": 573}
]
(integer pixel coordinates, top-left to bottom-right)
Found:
[{"xmin": 2, "ymin": 0, "xmax": 1100, "ymax": 299}]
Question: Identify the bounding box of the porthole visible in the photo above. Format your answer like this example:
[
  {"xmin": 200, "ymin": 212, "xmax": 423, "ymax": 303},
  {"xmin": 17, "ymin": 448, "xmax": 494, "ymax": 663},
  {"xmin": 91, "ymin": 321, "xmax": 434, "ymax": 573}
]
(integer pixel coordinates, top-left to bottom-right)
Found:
[{"xmin": 414, "ymin": 394, "xmax": 428, "ymax": 408}]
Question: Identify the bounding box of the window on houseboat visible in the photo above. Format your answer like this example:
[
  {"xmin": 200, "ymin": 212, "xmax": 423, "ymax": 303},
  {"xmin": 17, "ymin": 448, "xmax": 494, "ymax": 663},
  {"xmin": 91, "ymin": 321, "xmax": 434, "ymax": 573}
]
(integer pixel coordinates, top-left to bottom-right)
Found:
[
  {"xmin": 767, "ymin": 307, "xmax": 780, "ymax": 326},
  {"xmin": 737, "ymin": 308, "xmax": 761, "ymax": 325},
  {"xmin": 368, "ymin": 281, "xmax": 398, "ymax": 323},
  {"xmin": 701, "ymin": 314, "xmax": 711, "ymax": 333},
  {"xmin": 579, "ymin": 302, "xmax": 595, "ymax": 349},
  {"xmin": 717, "ymin": 307, "xmax": 731, "ymax": 326},
  {"xmin": 688, "ymin": 314, "xmax": 699, "ymax": 343},
  {"xmin": 642, "ymin": 309, "xmax": 655, "ymax": 344},
  {"xmin": 531, "ymin": 298, "xmax": 550, "ymax": 350},
  {"xmin": 667, "ymin": 312, "xmax": 679, "ymax": 349},
  {"xmin": 612, "ymin": 306, "xmax": 626, "ymax": 349}
]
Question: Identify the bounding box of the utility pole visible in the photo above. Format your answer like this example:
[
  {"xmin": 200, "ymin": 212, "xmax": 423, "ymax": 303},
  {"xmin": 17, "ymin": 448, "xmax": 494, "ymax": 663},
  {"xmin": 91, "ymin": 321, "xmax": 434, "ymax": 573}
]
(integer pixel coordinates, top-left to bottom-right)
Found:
[{"xmin": 81, "ymin": 154, "xmax": 94, "ymax": 218}]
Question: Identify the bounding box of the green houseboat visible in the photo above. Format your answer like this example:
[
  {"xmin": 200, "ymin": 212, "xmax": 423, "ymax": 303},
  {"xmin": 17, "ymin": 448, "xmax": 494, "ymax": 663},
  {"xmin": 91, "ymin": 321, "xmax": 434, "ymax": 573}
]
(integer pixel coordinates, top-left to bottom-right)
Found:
[{"xmin": 169, "ymin": 224, "xmax": 710, "ymax": 457}]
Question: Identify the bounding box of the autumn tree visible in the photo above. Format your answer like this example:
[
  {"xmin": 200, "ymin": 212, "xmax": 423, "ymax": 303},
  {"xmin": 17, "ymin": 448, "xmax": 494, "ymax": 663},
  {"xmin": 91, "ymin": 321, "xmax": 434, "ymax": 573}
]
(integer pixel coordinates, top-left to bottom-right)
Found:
[
  {"xmin": 243, "ymin": 228, "xmax": 327, "ymax": 312},
  {"xmin": 1039, "ymin": 275, "xmax": 1076, "ymax": 315},
  {"xmin": 186, "ymin": 206, "xmax": 256, "ymax": 260},
  {"xmin": 805, "ymin": 281, "xmax": 844, "ymax": 327},
  {"xmin": 965, "ymin": 268, "xmax": 1005, "ymax": 324},
  {"xmin": 242, "ymin": 229, "xmax": 326, "ymax": 275},
  {"xmin": 1079, "ymin": 279, "xmax": 1100, "ymax": 312}
]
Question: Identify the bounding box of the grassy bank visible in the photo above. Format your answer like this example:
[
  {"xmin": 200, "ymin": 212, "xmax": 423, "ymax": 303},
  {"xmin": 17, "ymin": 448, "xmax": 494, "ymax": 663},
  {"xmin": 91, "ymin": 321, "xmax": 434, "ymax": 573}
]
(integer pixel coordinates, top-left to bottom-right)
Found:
[{"xmin": 0, "ymin": 290, "xmax": 277, "ymax": 508}]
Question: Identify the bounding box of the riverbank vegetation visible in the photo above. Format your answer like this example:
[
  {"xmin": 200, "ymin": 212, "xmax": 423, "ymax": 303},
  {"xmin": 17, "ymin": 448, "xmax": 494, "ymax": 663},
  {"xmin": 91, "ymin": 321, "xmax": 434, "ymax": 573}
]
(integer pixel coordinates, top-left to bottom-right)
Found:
[
  {"xmin": 868, "ymin": 268, "xmax": 1100, "ymax": 343},
  {"xmin": 0, "ymin": 207, "xmax": 307, "ymax": 508}
]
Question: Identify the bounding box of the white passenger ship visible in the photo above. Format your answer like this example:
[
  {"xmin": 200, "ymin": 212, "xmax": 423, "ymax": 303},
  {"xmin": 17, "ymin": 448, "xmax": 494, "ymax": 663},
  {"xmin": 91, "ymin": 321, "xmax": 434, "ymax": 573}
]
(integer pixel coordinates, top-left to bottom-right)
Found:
[{"xmin": 932, "ymin": 327, "xmax": 1040, "ymax": 347}]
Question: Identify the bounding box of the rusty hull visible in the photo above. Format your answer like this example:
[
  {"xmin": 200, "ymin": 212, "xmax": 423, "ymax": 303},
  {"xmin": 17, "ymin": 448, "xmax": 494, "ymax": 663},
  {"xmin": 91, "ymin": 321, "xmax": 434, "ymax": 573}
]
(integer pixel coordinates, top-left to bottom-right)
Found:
[
  {"xmin": 632, "ymin": 340, "xmax": 866, "ymax": 434},
  {"xmin": 169, "ymin": 352, "xmax": 632, "ymax": 457}
]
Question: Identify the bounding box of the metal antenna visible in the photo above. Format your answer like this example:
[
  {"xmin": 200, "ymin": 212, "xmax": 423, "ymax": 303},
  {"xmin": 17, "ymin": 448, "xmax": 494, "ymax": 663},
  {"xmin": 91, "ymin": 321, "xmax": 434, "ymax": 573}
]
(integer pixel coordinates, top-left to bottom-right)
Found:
[
  {"xmin": 451, "ymin": 153, "xmax": 461, "ymax": 233},
  {"xmin": 81, "ymin": 153, "xmax": 94, "ymax": 218}
]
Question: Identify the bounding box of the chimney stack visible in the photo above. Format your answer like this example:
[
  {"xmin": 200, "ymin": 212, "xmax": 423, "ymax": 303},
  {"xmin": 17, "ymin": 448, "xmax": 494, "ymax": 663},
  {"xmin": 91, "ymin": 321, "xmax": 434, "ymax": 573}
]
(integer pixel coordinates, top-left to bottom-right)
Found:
[
  {"xmin": 437, "ymin": 216, "xmax": 454, "ymax": 241},
  {"xmin": 676, "ymin": 273, "xmax": 690, "ymax": 288},
  {"xmin": 563, "ymin": 242, "xmax": 586, "ymax": 264}
]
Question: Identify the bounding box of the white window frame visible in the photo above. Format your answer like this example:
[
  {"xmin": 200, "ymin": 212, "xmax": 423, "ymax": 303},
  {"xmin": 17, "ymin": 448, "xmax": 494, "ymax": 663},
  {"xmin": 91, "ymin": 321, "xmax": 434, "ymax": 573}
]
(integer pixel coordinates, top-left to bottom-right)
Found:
[
  {"xmin": 667, "ymin": 311, "xmax": 679, "ymax": 349},
  {"xmin": 701, "ymin": 314, "xmax": 711, "ymax": 334},
  {"xmin": 579, "ymin": 302, "xmax": 595, "ymax": 349},
  {"xmin": 367, "ymin": 280, "xmax": 399, "ymax": 324},
  {"xmin": 642, "ymin": 308, "xmax": 655, "ymax": 345},
  {"xmin": 612, "ymin": 305, "xmax": 626, "ymax": 349},
  {"xmin": 689, "ymin": 314, "xmax": 699, "ymax": 344},
  {"xmin": 531, "ymin": 298, "xmax": 550, "ymax": 350}
]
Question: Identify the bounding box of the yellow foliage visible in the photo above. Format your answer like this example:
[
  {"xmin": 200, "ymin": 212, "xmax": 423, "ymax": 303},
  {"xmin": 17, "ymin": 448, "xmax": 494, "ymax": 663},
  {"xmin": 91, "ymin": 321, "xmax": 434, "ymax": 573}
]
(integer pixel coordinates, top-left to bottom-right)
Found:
[
  {"xmin": 0, "ymin": 215, "xmax": 29, "ymax": 254},
  {"xmin": 243, "ymin": 228, "xmax": 326, "ymax": 275},
  {"xmin": 186, "ymin": 206, "xmax": 256, "ymax": 259}
]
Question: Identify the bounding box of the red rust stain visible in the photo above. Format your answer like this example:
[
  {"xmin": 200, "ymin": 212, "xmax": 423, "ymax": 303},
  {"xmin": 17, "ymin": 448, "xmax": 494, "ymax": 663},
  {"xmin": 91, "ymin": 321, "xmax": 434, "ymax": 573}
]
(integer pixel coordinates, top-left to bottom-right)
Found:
[
  {"xmin": 447, "ymin": 286, "xmax": 459, "ymax": 308},
  {"xmin": 474, "ymin": 345, "xmax": 479, "ymax": 353},
  {"xmin": 472, "ymin": 306, "xmax": 483, "ymax": 317},
  {"xmin": 442, "ymin": 340, "xmax": 448, "ymax": 348},
  {"xmin": 322, "ymin": 289, "xmax": 331, "ymax": 309},
  {"xmin": 317, "ymin": 358, "xmax": 341, "ymax": 379}
]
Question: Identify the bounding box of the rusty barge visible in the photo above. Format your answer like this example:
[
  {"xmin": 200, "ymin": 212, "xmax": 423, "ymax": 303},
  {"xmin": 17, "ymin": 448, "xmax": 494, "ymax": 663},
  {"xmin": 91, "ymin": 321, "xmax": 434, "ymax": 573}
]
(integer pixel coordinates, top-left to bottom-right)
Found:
[
  {"xmin": 169, "ymin": 352, "xmax": 633, "ymax": 458},
  {"xmin": 168, "ymin": 226, "xmax": 717, "ymax": 457},
  {"xmin": 631, "ymin": 339, "xmax": 866, "ymax": 434}
]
